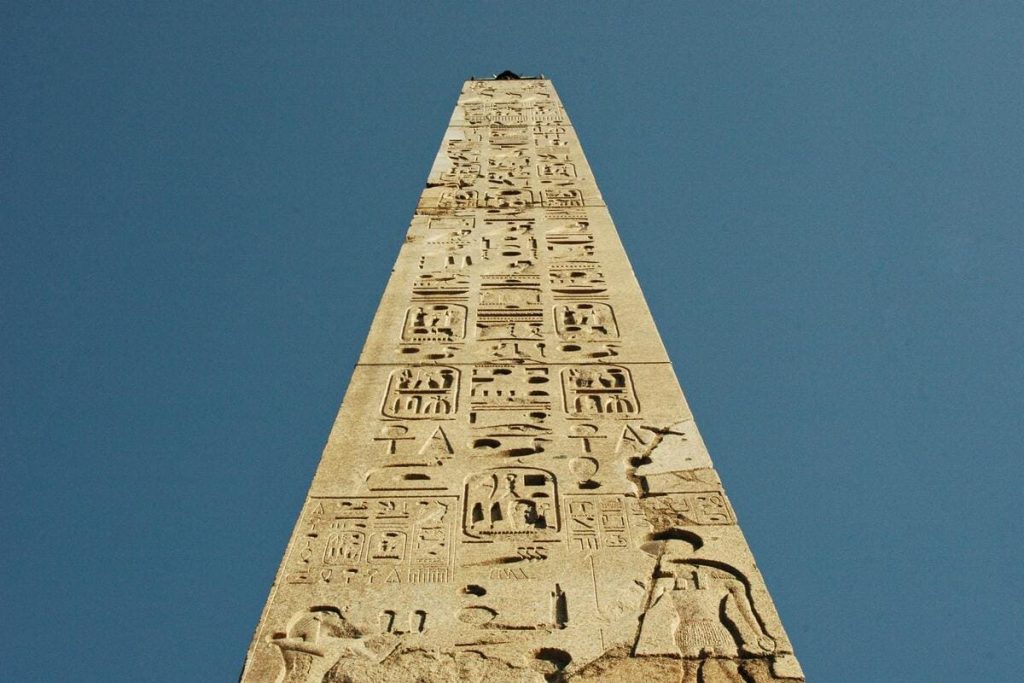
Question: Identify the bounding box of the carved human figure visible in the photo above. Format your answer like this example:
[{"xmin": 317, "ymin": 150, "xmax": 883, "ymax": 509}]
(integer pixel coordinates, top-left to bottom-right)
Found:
[
  {"xmin": 636, "ymin": 542, "xmax": 777, "ymax": 682},
  {"xmin": 270, "ymin": 606, "xmax": 398, "ymax": 683}
]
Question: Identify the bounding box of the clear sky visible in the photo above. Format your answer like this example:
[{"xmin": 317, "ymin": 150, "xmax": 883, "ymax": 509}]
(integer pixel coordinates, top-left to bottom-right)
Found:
[{"xmin": 2, "ymin": 3, "xmax": 1021, "ymax": 681}]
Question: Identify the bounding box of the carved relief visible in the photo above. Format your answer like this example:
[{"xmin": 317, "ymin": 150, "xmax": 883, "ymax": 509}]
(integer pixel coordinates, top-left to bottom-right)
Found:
[
  {"xmin": 373, "ymin": 424, "xmax": 416, "ymax": 455},
  {"xmin": 568, "ymin": 423, "xmax": 607, "ymax": 454},
  {"xmin": 562, "ymin": 365, "xmax": 638, "ymax": 416},
  {"xmin": 286, "ymin": 497, "xmax": 456, "ymax": 586},
  {"xmin": 541, "ymin": 188, "xmax": 584, "ymax": 208},
  {"xmin": 382, "ymin": 366, "xmax": 459, "ymax": 418},
  {"xmin": 465, "ymin": 80, "xmax": 498, "ymax": 95},
  {"xmin": 418, "ymin": 229, "xmax": 474, "ymax": 272},
  {"xmin": 470, "ymin": 366, "xmax": 552, "ymax": 424},
  {"xmin": 457, "ymin": 582, "xmax": 569, "ymax": 632},
  {"xmin": 549, "ymin": 262, "xmax": 607, "ymax": 295},
  {"xmin": 479, "ymin": 219, "xmax": 538, "ymax": 269},
  {"xmin": 459, "ymin": 102, "xmax": 563, "ymax": 126},
  {"xmin": 463, "ymin": 467, "xmax": 560, "ymax": 539},
  {"xmin": 564, "ymin": 494, "xmax": 648, "ymax": 551},
  {"xmin": 270, "ymin": 606, "xmax": 388, "ymax": 683},
  {"xmin": 437, "ymin": 161, "xmax": 481, "ymax": 188},
  {"xmin": 432, "ymin": 189, "xmax": 536, "ymax": 213},
  {"xmin": 364, "ymin": 467, "xmax": 449, "ymax": 492},
  {"xmin": 545, "ymin": 207, "xmax": 589, "ymax": 222},
  {"xmin": 555, "ymin": 302, "xmax": 618, "ymax": 341},
  {"xmin": 534, "ymin": 124, "xmax": 573, "ymax": 148},
  {"xmin": 489, "ymin": 105, "xmax": 531, "ymax": 126},
  {"xmin": 477, "ymin": 276, "xmax": 544, "ymax": 340},
  {"xmin": 460, "ymin": 103, "xmax": 490, "ymax": 126},
  {"xmin": 402, "ymin": 304, "xmax": 467, "ymax": 342},
  {"xmin": 323, "ymin": 531, "xmax": 366, "ymax": 565},
  {"xmin": 437, "ymin": 188, "xmax": 478, "ymax": 211},
  {"xmin": 640, "ymin": 492, "xmax": 736, "ymax": 527},
  {"xmin": 568, "ymin": 457, "xmax": 599, "ymax": 488},
  {"xmin": 470, "ymin": 421, "xmax": 551, "ymax": 458},
  {"xmin": 412, "ymin": 273, "xmax": 470, "ymax": 298},
  {"xmin": 443, "ymin": 138, "xmax": 481, "ymax": 163},
  {"xmin": 366, "ymin": 424, "xmax": 454, "ymax": 491},
  {"xmin": 482, "ymin": 189, "xmax": 533, "ymax": 212},
  {"xmin": 481, "ymin": 341, "xmax": 544, "ymax": 365},
  {"xmin": 486, "ymin": 151, "xmax": 532, "ymax": 187},
  {"xmin": 489, "ymin": 127, "xmax": 530, "ymax": 148},
  {"xmin": 428, "ymin": 216, "xmax": 475, "ymax": 231},
  {"xmin": 635, "ymin": 539, "xmax": 779, "ymax": 681},
  {"xmin": 545, "ymin": 225, "xmax": 595, "ymax": 260},
  {"xmin": 537, "ymin": 160, "xmax": 577, "ymax": 183}
]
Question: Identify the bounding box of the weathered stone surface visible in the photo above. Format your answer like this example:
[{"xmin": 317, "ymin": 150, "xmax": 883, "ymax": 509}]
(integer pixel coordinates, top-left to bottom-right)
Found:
[{"xmin": 240, "ymin": 75, "xmax": 802, "ymax": 682}]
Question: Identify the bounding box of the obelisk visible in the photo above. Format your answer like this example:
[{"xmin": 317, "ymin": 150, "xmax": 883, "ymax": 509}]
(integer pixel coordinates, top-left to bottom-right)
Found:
[{"xmin": 240, "ymin": 72, "xmax": 803, "ymax": 683}]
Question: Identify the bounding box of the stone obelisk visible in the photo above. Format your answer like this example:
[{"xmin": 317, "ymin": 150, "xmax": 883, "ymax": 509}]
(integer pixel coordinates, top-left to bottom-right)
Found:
[{"xmin": 240, "ymin": 73, "xmax": 803, "ymax": 683}]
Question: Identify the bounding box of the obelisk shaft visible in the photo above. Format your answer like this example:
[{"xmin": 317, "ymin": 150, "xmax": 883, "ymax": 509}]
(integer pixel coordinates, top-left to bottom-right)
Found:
[{"xmin": 241, "ymin": 76, "xmax": 802, "ymax": 683}]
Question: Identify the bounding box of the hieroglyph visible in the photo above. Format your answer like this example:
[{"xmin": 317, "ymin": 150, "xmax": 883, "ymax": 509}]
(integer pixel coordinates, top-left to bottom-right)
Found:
[{"xmin": 240, "ymin": 75, "xmax": 804, "ymax": 683}]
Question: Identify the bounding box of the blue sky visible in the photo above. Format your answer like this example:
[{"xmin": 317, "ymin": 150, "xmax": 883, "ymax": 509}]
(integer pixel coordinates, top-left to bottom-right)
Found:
[{"xmin": 2, "ymin": 3, "xmax": 1021, "ymax": 680}]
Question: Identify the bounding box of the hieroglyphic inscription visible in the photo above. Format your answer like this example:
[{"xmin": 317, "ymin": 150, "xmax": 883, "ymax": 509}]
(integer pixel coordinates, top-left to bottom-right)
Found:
[
  {"xmin": 402, "ymin": 304, "xmax": 467, "ymax": 342},
  {"xmin": 563, "ymin": 494, "xmax": 649, "ymax": 552},
  {"xmin": 550, "ymin": 261, "xmax": 607, "ymax": 295},
  {"xmin": 286, "ymin": 497, "xmax": 457, "ymax": 586},
  {"xmin": 562, "ymin": 365, "xmax": 638, "ymax": 416},
  {"xmin": 555, "ymin": 302, "xmax": 618, "ymax": 341},
  {"xmin": 470, "ymin": 365, "xmax": 552, "ymax": 426},
  {"xmin": 463, "ymin": 467, "xmax": 560, "ymax": 540},
  {"xmin": 382, "ymin": 366, "xmax": 459, "ymax": 418},
  {"xmin": 640, "ymin": 492, "xmax": 736, "ymax": 528}
]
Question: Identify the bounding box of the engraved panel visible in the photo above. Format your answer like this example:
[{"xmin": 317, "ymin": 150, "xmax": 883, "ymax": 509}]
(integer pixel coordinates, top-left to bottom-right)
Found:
[
  {"xmin": 382, "ymin": 366, "xmax": 459, "ymax": 418},
  {"xmin": 640, "ymin": 491, "xmax": 736, "ymax": 527},
  {"xmin": 477, "ymin": 275, "xmax": 544, "ymax": 340},
  {"xmin": 545, "ymin": 223, "xmax": 595, "ymax": 261},
  {"xmin": 549, "ymin": 261, "xmax": 607, "ymax": 295},
  {"xmin": 554, "ymin": 303, "xmax": 618, "ymax": 341},
  {"xmin": 489, "ymin": 127, "xmax": 530, "ymax": 148},
  {"xmin": 541, "ymin": 188, "xmax": 584, "ymax": 207},
  {"xmin": 463, "ymin": 467, "xmax": 560, "ymax": 539},
  {"xmin": 561, "ymin": 365, "xmax": 639, "ymax": 416},
  {"xmin": 428, "ymin": 216, "xmax": 475, "ymax": 231},
  {"xmin": 412, "ymin": 273, "xmax": 470, "ymax": 298},
  {"xmin": 479, "ymin": 218, "xmax": 537, "ymax": 269},
  {"xmin": 285, "ymin": 496, "xmax": 457, "ymax": 586},
  {"xmin": 486, "ymin": 151, "xmax": 532, "ymax": 188},
  {"xmin": 401, "ymin": 304, "xmax": 467, "ymax": 342},
  {"xmin": 563, "ymin": 494, "xmax": 649, "ymax": 552},
  {"xmin": 533, "ymin": 124, "xmax": 573, "ymax": 148},
  {"xmin": 470, "ymin": 366, "xmax": 552, "ymax": 424}
]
